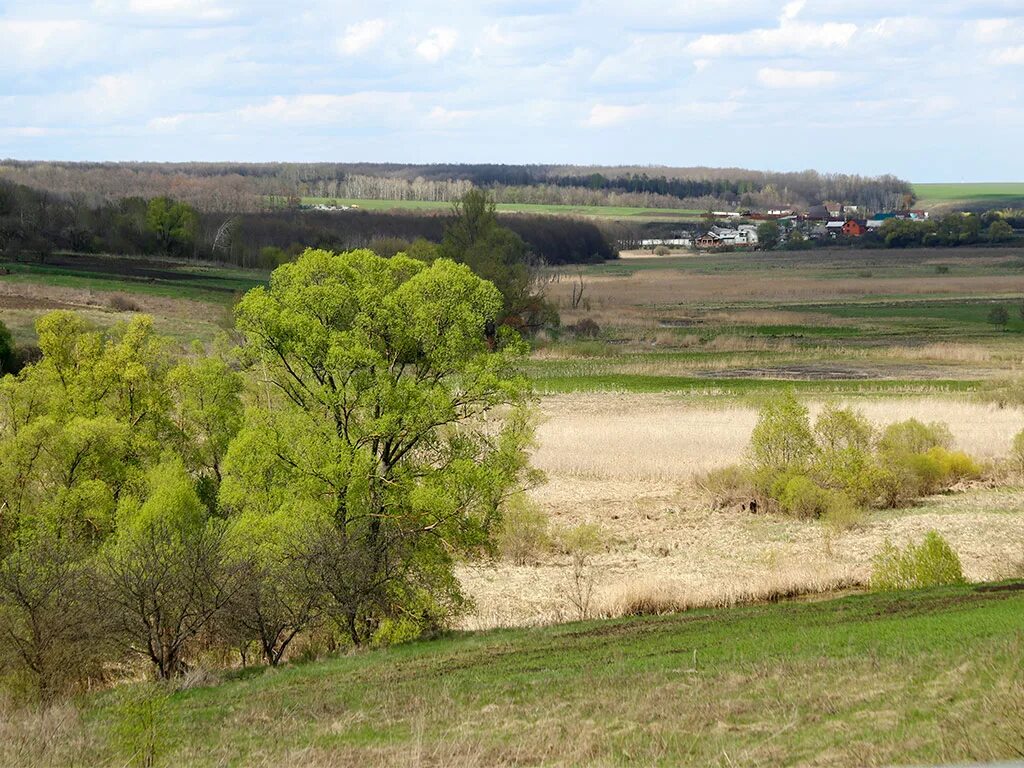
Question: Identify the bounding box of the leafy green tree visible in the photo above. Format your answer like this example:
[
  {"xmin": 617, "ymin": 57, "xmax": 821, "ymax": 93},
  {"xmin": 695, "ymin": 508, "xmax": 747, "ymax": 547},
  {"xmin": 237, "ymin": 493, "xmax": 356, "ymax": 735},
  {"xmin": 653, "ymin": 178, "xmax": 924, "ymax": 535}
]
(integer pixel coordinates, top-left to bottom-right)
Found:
[
  {"xmin": 227, "ymin": 248, "xmax": 537, "ymax": 645},
  {"xmin": 988, "ymin": 219, "xmax": 1014, "ymax": 243},
  {"xmin": 146, "ymin": 197, "xmax": 198, "ymax": 256},
  {"xmin": 439, "ymin": 190, "xmax": 557, "ymax": 332},
  {"xmin": 988, "ymin": 305, "xmax": 1010, "ymax": 326},
  {"xmin": 101, "ymin": 459, "xmax": 233, "ymax": 679},
  {"xmin": 756, "ymin": 221, "xmax": 781, "ymax": 250},
  {"xmin": 749, "ymin": 391, "xmax": 815, "ymax": 474}
]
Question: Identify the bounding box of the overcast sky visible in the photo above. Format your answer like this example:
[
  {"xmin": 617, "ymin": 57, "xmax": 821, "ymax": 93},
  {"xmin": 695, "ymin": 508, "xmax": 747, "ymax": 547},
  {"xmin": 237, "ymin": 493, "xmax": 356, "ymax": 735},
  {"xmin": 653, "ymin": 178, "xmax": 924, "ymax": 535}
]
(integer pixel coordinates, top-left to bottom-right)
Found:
[{"xmin": 1, "ymin": 0, "xmax": 1022, "ymax": 181}]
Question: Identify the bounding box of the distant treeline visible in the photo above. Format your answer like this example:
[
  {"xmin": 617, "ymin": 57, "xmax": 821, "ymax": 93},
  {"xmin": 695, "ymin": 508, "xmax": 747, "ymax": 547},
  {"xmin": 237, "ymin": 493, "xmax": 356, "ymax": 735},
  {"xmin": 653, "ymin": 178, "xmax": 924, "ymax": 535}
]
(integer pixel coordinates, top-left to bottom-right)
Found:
[
  {"xmin": 1, "ymin": 160, "xmax": 914, "ymax": 214},
  {"xmin": 0, "ymin": 178, "xmax": 615, "ymax": 267}
]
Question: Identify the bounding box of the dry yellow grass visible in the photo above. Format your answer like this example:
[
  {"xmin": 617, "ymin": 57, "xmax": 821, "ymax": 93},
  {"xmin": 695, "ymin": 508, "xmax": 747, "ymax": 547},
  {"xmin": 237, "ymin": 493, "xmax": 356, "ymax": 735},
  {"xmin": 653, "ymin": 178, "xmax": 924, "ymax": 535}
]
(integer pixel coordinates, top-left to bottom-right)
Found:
[
  {"xmin": 457, "ymin": 394, "xmax": 1024, "ymax": 629},
  {"xmin": 550, "ymin": 270, "xmax": 1024, "ymax": 308}
]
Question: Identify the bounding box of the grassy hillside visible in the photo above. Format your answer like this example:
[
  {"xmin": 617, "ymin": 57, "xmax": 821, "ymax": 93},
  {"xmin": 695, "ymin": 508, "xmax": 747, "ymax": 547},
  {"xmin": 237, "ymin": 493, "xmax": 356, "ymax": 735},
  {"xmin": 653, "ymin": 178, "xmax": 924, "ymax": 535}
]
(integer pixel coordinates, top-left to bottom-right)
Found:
[
  {"xmin": 11, "ymin": 584, "xmax": 1024, "ymax": 767},
  {"xmin": 913, "ymin": 182, "xmax": 1024, "ymax": 210}
]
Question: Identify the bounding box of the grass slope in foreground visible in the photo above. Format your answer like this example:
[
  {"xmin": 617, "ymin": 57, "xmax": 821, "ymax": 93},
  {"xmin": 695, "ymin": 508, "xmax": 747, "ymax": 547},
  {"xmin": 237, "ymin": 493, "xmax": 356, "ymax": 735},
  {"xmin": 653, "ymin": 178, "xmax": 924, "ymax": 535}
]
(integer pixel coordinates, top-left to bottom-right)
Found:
[{"xmin": 18, "ymin": 584, "xmax": 1024, "ymax": 767}]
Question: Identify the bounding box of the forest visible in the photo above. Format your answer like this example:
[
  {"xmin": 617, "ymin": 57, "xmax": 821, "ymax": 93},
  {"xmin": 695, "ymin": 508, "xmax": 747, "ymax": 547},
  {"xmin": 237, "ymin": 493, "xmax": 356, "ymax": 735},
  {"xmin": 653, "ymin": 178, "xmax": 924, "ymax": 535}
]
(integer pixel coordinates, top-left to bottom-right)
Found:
[
  {"xmin": 0, "ymin": 178, "xmax": 616, "ymax": 267},
  {"xmin": 1, "ymin": 160, "xmax": 914, "ymax": 214}
]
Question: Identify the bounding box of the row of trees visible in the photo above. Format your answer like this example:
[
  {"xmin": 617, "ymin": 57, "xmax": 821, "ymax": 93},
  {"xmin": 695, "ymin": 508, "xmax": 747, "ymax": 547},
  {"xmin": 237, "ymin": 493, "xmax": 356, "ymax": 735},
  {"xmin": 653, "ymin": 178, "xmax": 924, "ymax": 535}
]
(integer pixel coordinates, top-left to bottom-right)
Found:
[
  {"xmin": 0, "ymin": 249, "xmax": 537, "ymax": 699},
  {"xmin": 0, "ymin": 179, "xmax": 615, "ymax": 267},
  {"xmin": 2, "ymin": 160, "xmax": 914, "ymax": 215},
  {"xmin": 879, "ymin": 213, "xmax": 1014, "ymax": 248}
]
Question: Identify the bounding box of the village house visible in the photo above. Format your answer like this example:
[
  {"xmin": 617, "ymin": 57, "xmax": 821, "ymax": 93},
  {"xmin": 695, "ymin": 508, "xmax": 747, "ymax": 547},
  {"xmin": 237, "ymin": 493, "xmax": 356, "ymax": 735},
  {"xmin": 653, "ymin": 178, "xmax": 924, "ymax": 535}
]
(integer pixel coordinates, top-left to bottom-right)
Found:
[{"xmin": 842, "ymin": 219, "xmax": 867, "ymax": 237}]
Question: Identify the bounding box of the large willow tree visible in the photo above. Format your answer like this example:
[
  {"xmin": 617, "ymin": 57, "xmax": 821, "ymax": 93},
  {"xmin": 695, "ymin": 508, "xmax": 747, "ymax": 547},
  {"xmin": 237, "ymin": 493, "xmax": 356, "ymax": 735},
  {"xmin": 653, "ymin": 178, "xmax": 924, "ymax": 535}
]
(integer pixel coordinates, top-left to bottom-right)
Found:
[{"xmin": 224, "ymin": 249, "xmax": 537, "ymax": 645}]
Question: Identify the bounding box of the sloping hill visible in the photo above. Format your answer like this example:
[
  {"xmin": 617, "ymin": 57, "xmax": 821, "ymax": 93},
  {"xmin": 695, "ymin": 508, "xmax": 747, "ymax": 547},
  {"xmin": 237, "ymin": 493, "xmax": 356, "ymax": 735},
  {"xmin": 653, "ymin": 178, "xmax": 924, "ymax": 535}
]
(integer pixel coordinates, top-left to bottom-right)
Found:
[{"xmin": 10, "ymin": 584, "xmax": 1024, "ymax": 767}]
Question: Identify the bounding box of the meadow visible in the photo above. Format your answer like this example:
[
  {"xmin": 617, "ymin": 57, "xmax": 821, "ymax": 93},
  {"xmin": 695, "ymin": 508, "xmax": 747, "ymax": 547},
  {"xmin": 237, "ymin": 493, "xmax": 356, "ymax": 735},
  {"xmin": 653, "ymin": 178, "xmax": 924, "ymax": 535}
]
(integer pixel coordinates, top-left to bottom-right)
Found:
[
  {"xmin": 297, "ymin": 196, "xmax": 705, "ymax": 222},
  {"xmin": 5, "ymin": 584, "xmax": 1024, "ymax": 767},
  {"xmin": 5, "ymin": 243, "xmax": 1024, "ymax": 766},
  {"xmin": 912, "ymin": 182, "xmax": 1024, "ymax": 211}
]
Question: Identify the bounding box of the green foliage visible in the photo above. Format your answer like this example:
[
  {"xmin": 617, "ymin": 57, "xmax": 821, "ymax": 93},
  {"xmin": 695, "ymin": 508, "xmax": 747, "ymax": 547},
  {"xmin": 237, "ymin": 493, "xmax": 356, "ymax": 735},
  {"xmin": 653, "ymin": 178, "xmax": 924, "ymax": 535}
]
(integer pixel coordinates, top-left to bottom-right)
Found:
[
  {"xmin": 988, "ymin": 305, "xmax": 1010, "ymax": 326},
  {"xmin": 228, "ymin": 248, "xmax": 537, "ymax": 645},
  {"xmin": 756, "ymin": 220, "xmax": 781, "ymax": 250},
  {"xmin": 145, "ymin": 197, "xmax": 197, "ymax": 256},
  {"xmin": 497, "ymin": 494, "xmax": 550, "ymax": 566},
  {"xmin": 988, "ymin": 219, "xmax": 1014, "ymax": 243},
  {"xmin": 870, "ymin": 531, "xmax": 966, "ymax": 592},
  {"xmin": 440, "ymin": 189, "xmax": 557, "ymax": 332},
  {"xmin": 749, "ymin": 391, "xmax": 814, "ymax": 474},
  {"xmin": 877, "ymin": 419, "xmax": 953, "ymax": 456},
  {"xmin": 776, "ymin": 475, "xmax": 833, "ymax": 519},
  {"xmin": 111, "ymin": 683, "xmax": 171, "ymax": 768}
]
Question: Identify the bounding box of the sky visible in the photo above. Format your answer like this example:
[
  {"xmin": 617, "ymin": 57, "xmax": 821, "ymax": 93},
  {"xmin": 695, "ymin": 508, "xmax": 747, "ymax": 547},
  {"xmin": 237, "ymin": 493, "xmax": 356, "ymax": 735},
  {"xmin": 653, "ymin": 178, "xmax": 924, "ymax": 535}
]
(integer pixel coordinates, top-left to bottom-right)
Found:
[{"xmin": 1, "ymin": 0, "xmax": 1023, "ymax": 181}]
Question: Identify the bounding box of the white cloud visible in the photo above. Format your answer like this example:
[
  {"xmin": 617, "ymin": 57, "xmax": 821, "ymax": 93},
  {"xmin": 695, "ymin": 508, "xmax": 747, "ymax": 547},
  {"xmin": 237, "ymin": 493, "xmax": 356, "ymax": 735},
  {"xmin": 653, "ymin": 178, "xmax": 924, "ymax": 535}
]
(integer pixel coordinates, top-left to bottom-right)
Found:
[
  {"xmin": 689, "ymin": 19, "xmax": 857, "ymax": 57},
  {"xmin": 781, "ymin": 1, "xmax": 805, "ymax": 21},
  {"xmin": 583, "ymin": 103, "xmax": 646, "ymax": 128},
  {"xmin": 237, "ymin": 92, "xmax": 413, "ymax": 125},
  {"xmin": 992, "ymin": 46, "xmax": 1024, "ymax": 65},
  {"xmin": 0, "ymin": 19, "xmax": 97, "ymax": 70},
  {"xmin": 102, "ymin": 0, "xmax": 236, "ymax": 20},
  {"xmin": 337, "ymin": 19, "xmax": 385, "ymax": 56},
  {"xmin": 757, "ymin": 67, "xmax": 838, "ymax": 88},
  {"xmin": 416, "ymin": 27, "xmax": 457, "ymax": 62}
]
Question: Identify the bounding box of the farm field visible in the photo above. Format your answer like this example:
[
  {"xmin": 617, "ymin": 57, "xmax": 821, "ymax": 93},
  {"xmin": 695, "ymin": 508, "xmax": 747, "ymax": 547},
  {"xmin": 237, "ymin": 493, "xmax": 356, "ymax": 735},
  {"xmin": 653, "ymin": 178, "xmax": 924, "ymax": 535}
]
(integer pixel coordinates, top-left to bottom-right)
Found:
[
  {"xmin": 294, "ymin": 196, "xmax": 705, "ymax": 222},
  {"xmin": 4, "ymin": 246, "xmax": 1024, "ymax": 631},
  {"xmin": 462, "ymin": 392, "xmax": 1024, "ymax": 628},
  {"xmin": 7, "ymin": 583, "xmax": 1024, "ymax": 767},
  {"xmin": 913, "ymin": 181, "xmax": 1024, "ymax": 211}
]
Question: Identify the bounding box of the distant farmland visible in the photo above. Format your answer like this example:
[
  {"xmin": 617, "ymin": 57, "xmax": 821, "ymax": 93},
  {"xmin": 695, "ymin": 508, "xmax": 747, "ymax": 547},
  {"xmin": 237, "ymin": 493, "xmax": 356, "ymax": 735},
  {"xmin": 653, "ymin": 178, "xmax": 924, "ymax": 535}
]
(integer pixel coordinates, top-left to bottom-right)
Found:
[
  {"xmin": 296, "ymin": 197, "xmax": 705, "ymax": 222},
  {"xmin": 913, "ymin": 182, "xmax": 1024, "ymax": 210}
]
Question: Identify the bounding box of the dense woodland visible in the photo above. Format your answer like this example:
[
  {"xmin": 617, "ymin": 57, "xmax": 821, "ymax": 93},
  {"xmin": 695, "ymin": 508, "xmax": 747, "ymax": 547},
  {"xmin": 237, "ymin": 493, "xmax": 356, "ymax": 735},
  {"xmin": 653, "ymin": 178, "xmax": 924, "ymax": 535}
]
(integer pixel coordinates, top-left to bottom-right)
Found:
[
  {"xmin": 1, "ymin": 160, "xmax": 914, "ymax": 214},
  {"xmin": 0, "ymin": 178, "xmax": 615, "ymax": 267}
]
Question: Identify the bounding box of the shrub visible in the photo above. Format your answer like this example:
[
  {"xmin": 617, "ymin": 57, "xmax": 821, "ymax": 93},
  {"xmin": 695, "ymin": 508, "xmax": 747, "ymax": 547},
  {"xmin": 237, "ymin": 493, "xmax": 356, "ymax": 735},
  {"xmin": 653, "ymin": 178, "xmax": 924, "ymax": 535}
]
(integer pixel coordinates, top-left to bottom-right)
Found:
[
  {"xmin": 749, "ymin": 391, "xmax": 815, "ymax": 473},
  {"xmin": 1012, "ymin": 429, "xmax": 1024, "ymax": 473},
  {"xmin": 107, "ymin": 294, "xmax": 140, "ymax": 312},
  {"xmin": 926, "ymin": 447, "xmax": 981, "ymax": 485},
  {"xmin": 878, "ymin": 419, "xmax": 953, "ymax": 456},
  {"xmin": 653, "ymin": 245, "xmax": 670, "ymax": 256},
  {"xmin": 821, "ymin": 493, "xmax": 864, "ymax": 531},
  {"xmin": 567, "ymin": 318, "xmax": 601, "ymax": 339},
  {"xmin": 870, "ymin": 531, "xmax": 966, "ymax": 591},
  {"xmin": 695, "ymin": 464, "xmax": 754, "ymax": 509},
  {"xmin": 814, "ymin": 404, "xmax": 874, "ymax": 454},
  {"xmin": 497, "ymin": 495, "xmax": 550, "ymax": 566},
  {"xmin": 988, "ymin": 305, "xmax": 1010, "ymax": 326},
  {"xmin": 778, "ymin": 476, "xmax": 833, "ymax": 519}
]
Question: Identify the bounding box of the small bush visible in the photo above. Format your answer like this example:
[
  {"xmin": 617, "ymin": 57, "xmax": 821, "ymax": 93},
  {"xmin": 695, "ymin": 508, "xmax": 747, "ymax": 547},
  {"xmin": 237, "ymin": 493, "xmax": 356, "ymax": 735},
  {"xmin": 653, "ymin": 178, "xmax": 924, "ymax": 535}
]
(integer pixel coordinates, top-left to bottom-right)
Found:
[
  {"xmin": 107, "ymin": 294, "xmax": 140, "ymax": 312},
  {"xmin": 878, "ymin": 419, "xmax": 953, "ymax": 456},
  {"xmin": 567, "ymin": 318, "xmax": 601, "ymax": 339},
  {"xmin": 870, "ymin": 531, "xmax": 966, "ymax": 591},
  {"xmin": 497, "ymin": 495, "xmax": 550, "ymax": 566},
  {"xmin": 821, "ymin": 493, "xmax": 864, "ymax": 531},
  {"xmin": 778, "ymin": 476, "xmax": 833, "ymax": 519},
  {"xmin": 988, "ymin": 305, "xmax": 1010, "ymax": 326},
  {"xmin": 935, "ymin": 265, "xmax": 950, "ymax": 274},
  {"xmin": 926, "ymin": 447, "xmax": 981, "ymax": 485},
  {"xmin": 695, "ymin": 464, "xmax": 754, "ymax": 508},
  {"xmin": 749, "ymin": 391, "xmax": 815, "ymax": 473},
  {"xmin": 653, "ymin": 245, "xmax": 670, "ymax": 256},
  {"xmin": 1012, "ymin": 429, "xmax": 1024, "ymax": 473}
]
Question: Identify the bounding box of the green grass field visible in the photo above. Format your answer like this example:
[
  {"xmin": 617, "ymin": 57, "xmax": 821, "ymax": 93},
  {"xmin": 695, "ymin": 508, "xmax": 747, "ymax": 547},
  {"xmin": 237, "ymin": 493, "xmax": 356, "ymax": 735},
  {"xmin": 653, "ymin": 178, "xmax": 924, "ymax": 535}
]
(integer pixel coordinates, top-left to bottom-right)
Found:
[
  {"xmin": 913, "ymin": 182, "xmax": 1024, "ymax": 211},
  {"xmin": 295, "ymin": 197, "xmax": 704, "ymax": 222},
  {"xmin": 11, "ymin": 583, "xmax": 1024, "ymax": 767}
]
